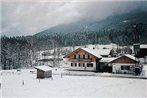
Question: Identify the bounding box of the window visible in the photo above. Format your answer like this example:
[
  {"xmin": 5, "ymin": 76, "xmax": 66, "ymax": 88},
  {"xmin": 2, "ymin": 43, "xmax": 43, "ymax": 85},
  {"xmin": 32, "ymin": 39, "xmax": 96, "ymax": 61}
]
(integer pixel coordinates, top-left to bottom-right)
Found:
[
  {"xmin": 83, "ymin": 55, "xmax": 85, "ymax": 59},
  {"xmin": 79, "ymin": 55, "xmax": 80, "ymax": 59},
  {"xmin": 71, "ymin": 63, "xmax": 73, "ymax": 67},
  {"xmin": 79, "ymin": 63, "xmax": 81, "ymax": 67},
  {"xmin": 87, "ymin": 63, "xmax": 93, "ymax": 67},
  {"xmin": 83, "ymin": 63, "xmax": 85, "ymax": 67},
  {"xmin": 127, "ymin": 66, "xmax": 130, "ymax": 70},
  {"xmin": 75, "ymin": 63, "xmax": 77, "ymax": 67},
  {"xmin": 88, "ymin": 55, "xmax": 90, "ymax": 59},
  {"xmin": 121, "ymin": 66, "xmax": 124, "ymax": 70},
  {"xmin": 121, "ymin": 66, "xmax": 130, "ymax": 70}
]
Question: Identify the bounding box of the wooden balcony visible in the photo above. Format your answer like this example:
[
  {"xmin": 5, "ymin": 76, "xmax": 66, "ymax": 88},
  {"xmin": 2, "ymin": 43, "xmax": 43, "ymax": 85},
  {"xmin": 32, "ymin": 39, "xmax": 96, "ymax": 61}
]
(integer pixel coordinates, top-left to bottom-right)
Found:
[{"xmin": 70, "ymin": 59, "xmax": 92, "ymax": 62}]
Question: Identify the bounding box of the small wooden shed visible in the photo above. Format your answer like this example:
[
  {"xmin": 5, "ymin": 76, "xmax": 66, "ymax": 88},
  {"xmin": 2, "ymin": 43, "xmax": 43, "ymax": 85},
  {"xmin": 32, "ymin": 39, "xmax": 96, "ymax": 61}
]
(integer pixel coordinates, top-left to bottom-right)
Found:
[{"xmin": 35, "ymin": 66, "xmax": 52, "ymax": 79}]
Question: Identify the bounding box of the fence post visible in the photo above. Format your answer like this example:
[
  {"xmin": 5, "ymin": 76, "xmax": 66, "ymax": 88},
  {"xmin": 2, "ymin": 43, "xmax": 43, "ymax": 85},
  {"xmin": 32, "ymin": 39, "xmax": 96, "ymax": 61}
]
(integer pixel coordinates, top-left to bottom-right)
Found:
[{"xmin": 22, "ymin": 80, "xmax": 24, "ymax": 86}]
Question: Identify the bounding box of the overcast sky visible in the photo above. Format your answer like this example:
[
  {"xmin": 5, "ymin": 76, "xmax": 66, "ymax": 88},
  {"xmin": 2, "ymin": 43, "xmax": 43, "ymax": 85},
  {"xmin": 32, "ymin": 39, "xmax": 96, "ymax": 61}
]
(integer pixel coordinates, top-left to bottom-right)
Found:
[{"xmin": 1, "ymin": 0, "xmax": 147, "ymax": 37}]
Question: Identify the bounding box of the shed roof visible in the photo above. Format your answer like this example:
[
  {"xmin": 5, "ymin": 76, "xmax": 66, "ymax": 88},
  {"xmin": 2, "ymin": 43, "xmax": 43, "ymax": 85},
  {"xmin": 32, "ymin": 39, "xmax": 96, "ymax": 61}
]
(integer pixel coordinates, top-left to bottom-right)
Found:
[{"xmin": 35, "ymin": 66, "xmax": 52, "ymax": 71}]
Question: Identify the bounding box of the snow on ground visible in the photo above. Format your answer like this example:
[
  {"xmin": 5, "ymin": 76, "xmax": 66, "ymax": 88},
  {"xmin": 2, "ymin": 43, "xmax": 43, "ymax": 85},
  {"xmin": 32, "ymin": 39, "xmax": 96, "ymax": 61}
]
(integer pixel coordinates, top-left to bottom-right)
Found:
[{"xmin": 1, "ymin": 69, "xmax": 147, "ymax": 97}]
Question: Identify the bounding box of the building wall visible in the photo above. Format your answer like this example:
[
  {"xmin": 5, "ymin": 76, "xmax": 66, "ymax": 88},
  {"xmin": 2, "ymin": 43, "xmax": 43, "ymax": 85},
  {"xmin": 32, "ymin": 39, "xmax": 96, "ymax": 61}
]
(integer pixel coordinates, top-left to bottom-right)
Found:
[
  {"xmin": 68, "ymin": 62, "xmax": 96, "ymax": 71},
  {"xmin": 44, "ymin": 71, "xmax": 52, "ymax": 78},
  {"xmin": 112, "ymin": 63, "xmax": 135, "ymax": 74},
  {"xmin": 37, "ymin": 69, "xmax": 45, "ymax": 78}
]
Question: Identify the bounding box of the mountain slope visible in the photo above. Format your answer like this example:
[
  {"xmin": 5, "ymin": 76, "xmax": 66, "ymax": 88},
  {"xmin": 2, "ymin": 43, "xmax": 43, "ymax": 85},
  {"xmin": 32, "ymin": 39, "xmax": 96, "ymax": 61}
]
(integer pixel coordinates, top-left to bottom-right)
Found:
[
  {"xmin": 35, "ymin": 10, "xmax": 147, "ymax": 37},
  {"xmin": 35, "ymin": 19, "xmax": 93, "ymax": 37}
]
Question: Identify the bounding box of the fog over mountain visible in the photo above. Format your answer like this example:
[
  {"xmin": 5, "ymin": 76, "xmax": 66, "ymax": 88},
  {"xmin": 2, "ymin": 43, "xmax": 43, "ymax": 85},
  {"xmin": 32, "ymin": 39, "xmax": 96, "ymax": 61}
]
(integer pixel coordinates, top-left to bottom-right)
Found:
[{"xmin": 1, "ymin": 0, "xmax": 147, "ymax": 37}]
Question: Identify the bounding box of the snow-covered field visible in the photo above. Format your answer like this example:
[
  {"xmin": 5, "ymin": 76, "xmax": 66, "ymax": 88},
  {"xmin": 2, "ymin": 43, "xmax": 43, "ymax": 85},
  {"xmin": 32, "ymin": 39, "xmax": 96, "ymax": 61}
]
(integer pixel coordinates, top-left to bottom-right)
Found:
[{"xmin": 1, "ymin": 69, "xmax": 147, "ymax": 98}]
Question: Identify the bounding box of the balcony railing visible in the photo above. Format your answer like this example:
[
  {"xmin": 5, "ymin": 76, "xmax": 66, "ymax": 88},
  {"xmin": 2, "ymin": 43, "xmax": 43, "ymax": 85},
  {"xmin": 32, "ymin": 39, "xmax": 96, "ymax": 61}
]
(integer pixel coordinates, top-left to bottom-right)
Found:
[{"xmin": 70, "ymin": 59, "xmax": 92, "ymax": 62}]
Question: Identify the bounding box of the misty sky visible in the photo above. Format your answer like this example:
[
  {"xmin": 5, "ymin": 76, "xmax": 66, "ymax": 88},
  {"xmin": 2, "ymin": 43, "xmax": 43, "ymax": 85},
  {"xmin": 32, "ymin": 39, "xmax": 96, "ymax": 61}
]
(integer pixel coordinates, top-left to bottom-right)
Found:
[{"xmin": 1, "ymin": 0, "xmax": 147, "ymax": 37}]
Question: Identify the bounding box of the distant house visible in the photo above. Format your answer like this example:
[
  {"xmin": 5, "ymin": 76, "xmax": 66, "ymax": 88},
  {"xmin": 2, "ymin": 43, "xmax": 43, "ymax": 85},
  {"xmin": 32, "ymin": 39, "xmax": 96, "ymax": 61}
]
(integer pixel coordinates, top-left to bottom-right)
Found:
[
  {"xmin": 35, "ymin": 66, "xmax": 52, "ymax": 79},
  {"xmin": 109, "ymin": 54, "xmax": 139, "ymax": 74},
  {"xmin": 64, "ymin": 48, "xmax": 102, "ymax": 71},
  {"xmin": 139, "ymin": 45, "xmax": 147, "ymax": 63},
  {"xmin": 35, "ymin": 50, "xmax": 63, "ymax": 66},
  {"xmin": 133, "ymin": 44, "xmax": 147, "ymax": 64},
  {"xmin": 97, "ymin": 49, "xmax": 112, "ymax": 57},
  {"xmin": 139, "ymin": 45, "xmax": 147, "ymax": 57},
  {"xmin": 36, "ymin": 55, "xmax": 63, "ymax": 67}
]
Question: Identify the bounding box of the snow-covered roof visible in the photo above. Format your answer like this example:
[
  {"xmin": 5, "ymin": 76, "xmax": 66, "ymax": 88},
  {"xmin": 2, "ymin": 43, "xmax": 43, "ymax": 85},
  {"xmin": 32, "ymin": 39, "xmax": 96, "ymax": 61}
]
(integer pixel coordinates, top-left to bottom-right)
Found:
[
  {"xmin": 140, "ymin": 44, "xmax": 147, "ymax": 49},
  {"xmin": 100, "ymin": 57, "xmax": 117, "ymax": 63},
  {"xmin": 82, "ymin": 44, "xmax": 117, "ymax": 50},
  {"xmin": 35, "ymin": 66, "xmax": 52, "ymax": 71},
  {"xmin": 110, "ymin": 54, "xmax": 139, "ymax": 63},
  {"xmin": 98, "ymin": 49, "xmax": 112, "ymax": 56},
  {"xmin": 64, "ymin": 47, "xmax": 112, "ymax": 58},
  {"xmin": 124, "ymin": 54, "xmax": 138, "ymax": 61},
  {"xmin": 81, "ymin": 48, "xmax": 102, "ymax": 58},
  {"xmin": 81, "ymin": 48, "xmax": 111, "ymax": 57}
]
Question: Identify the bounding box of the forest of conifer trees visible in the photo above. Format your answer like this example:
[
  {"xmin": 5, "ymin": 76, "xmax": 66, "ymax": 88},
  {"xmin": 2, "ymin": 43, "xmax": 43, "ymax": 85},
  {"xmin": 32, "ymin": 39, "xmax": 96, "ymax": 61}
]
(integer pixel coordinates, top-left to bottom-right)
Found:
[{"xmin": 1, "ymin": 25, "xmax": 147, "ymax": 70}]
